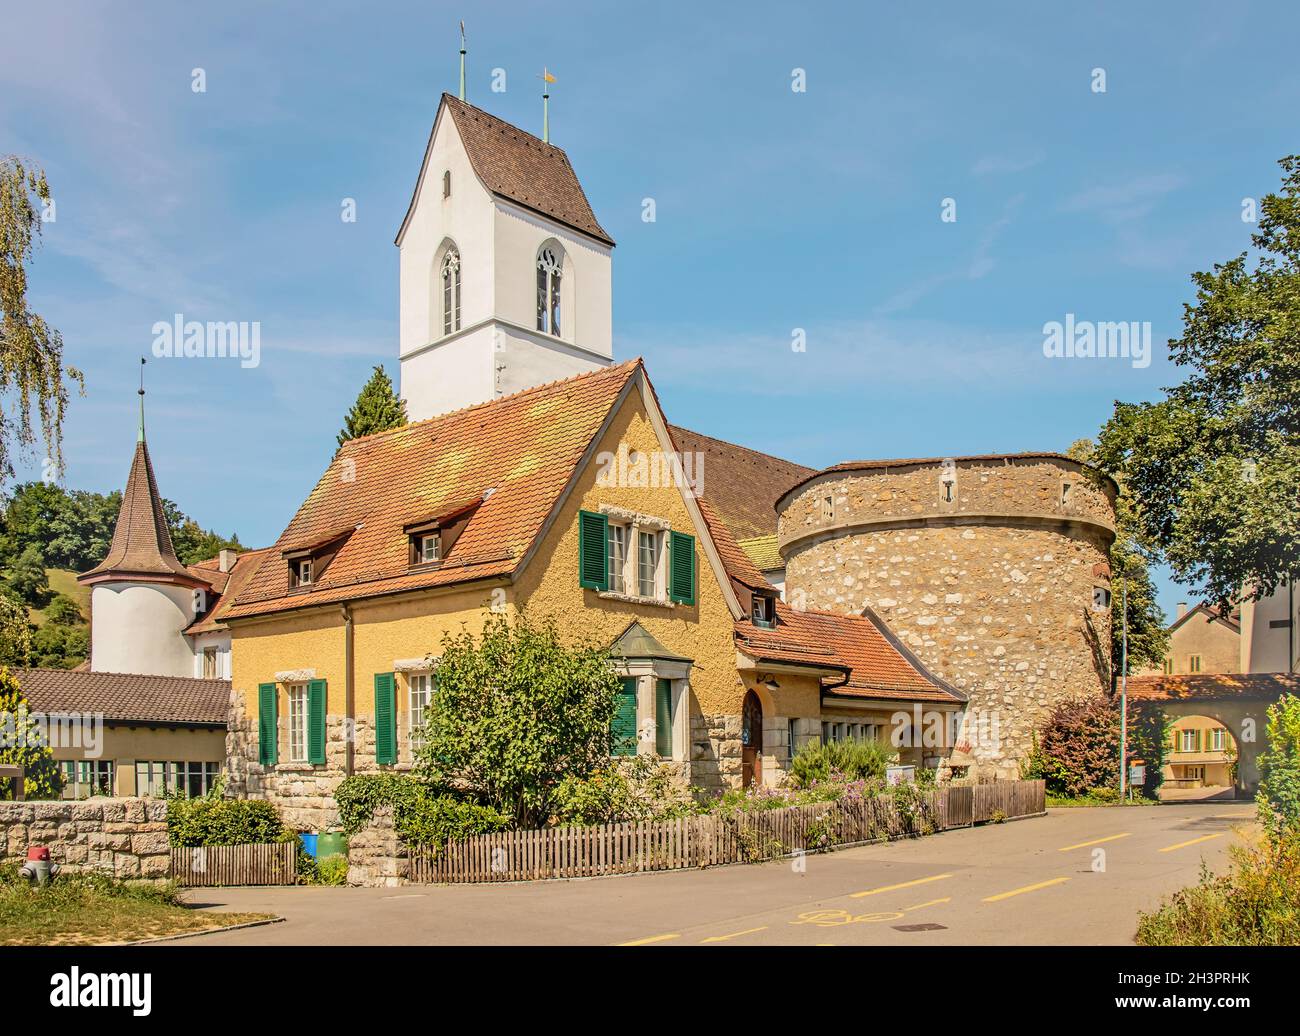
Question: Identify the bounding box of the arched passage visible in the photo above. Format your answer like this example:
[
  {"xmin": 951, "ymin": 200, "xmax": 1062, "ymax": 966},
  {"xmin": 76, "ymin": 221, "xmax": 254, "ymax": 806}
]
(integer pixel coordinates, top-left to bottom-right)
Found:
[{"xmin": 1163, "ymin": 713, "xmax": 1239, "ymax": 797}]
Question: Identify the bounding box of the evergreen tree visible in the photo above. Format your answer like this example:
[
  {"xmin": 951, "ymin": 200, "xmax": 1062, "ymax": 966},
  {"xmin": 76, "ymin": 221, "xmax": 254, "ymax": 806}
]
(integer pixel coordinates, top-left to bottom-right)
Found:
[
  {"xmin": 0, "ymin": 667, "xmax": 63, "ymax": 799},
  {"xmin": 337, "ymin": 365, "xmax": 407, "ymax": 447}
]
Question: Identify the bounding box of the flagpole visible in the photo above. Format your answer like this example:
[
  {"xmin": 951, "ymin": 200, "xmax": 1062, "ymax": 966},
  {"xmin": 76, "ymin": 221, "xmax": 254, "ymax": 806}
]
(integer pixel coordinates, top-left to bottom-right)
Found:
[{"xmin": 542, "ymin": 68, "xmax": 550, "ymax": 143}]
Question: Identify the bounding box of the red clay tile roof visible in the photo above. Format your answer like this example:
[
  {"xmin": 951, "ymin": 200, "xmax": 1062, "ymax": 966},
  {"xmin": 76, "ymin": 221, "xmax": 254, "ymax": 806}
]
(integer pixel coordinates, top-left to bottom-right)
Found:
[
  {"xmin": 696, "ymin": 498, "xmax": 772, "ymax": 592},
  {"xmin": 668, "ymin": 426, "xmax": 815, "ymax": 541},
  {"xmin": 398, "ymin": 94, "xmax": 613, "ymax": 247},
  {"xmin": 78, "ymin": 440, "xmax": 200, "ymax": 586},
  {"xmin": 778, "ymin": 452, "xmax": 1118, "ymax": 510},
  {"xmin": 186, "ymin": 548, "xmax": 275, "ymax": 635},
  {"xmin": 736, "ymin": 603, "xmax": 966, "ymax": 704},
  {"xmin": 13, "ymin": 667, "xmax": 229, "ymax": 726},
  {"xmin": 223, "ymin": 361, "xmax": 643, "ymax": 620},
  {"xmin": 1125, "ymin": 672, "xmax": 1300, "ymax": 702}
]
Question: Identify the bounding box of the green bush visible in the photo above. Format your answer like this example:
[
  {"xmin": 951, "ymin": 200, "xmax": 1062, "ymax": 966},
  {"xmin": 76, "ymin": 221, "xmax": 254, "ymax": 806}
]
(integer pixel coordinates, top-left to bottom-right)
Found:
[
  {"xmin": 1258, "ymin": 693, "xmax": 1300, "ymax": 843},
  {"xmin": 1136, "ymin": 835, "xmax": 1300, "ymax": 945},
  {"xmin": 334, "ymin": 773, "xmax": 511, "ymax": 846},
  {"xmin": 311, "ymin": 854, "xmax": 350, "ymax": 886},
  {"xmin": 551, "ymin": 755, "xmax": 699, "ymax": 825},
  {"xmin": 788, "ymin": 738, "xmax": 893, "ymax": 789},
  {"xmin": 167, "ymin": 797, "xmax": 290, "ymax": 848}
]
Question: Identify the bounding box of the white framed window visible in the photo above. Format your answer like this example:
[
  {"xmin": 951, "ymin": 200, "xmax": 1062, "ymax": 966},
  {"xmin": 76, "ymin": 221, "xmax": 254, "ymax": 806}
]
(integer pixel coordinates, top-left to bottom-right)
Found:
[
  {"xmin": 287, "ymin": 683, "xmax": 308, "ymax": 762},
  {"xmin": 419, "ymin": 533, "xmax": 441, "ymax": 564},
  {"xmin": 442, "ymin": 247, "xmax": 461, "ymax": 335},
  {"xmin": 1211, "ymin": 728, "xmax": 1226, "ymax": 751},
  {"xmin": 637, "ymin": 528, "xmax": 661, "ymax": 599},
  {"xmin": 536, "ymin": 246, "xmax": 562, "ymax": 335},
  {"xmin": 61, "ymin": 760, "xmax": 114, "ymax": 799},
  {"xmin": 1179, "ymin": 729, "xmax": 1196, "ymax": 753},
  {"xmin": 295, "ymin": 558, "xmax": 313, "ymax": 586},
  {"xmin": 608, "ymin": 522, "xmax": 627, "ymax": 593},
  {"xmin": 409, "ymin": 673, "xmax": 433, "ymax": 748}
]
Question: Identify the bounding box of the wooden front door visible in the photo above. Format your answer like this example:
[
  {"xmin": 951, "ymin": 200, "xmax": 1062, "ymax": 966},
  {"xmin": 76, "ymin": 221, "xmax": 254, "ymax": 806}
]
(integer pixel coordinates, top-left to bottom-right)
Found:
[{"xmin": 741, "ymin": 690, "xmax": 763, "ymax": 788}]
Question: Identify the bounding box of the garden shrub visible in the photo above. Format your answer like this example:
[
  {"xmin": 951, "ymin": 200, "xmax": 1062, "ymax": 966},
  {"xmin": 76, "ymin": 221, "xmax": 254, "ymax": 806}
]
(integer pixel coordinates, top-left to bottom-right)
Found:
[
  {"xmin": 551, "ymin": 755, "xmax": 698, "ymax": 825},
  {"xmin": 1023, "ymin": 696, "xmax": 1120, "ymax": 798},
  {"xmin": 787, "ymin": 738, "xmax": 893, "ymax": 789},
  {"xmin": 334, "ymin": 772, "xmax": 510, "ymax": 846},
  {"xmin": 167, "ymin": 796, "xmax": 290, "ymax": 848}
]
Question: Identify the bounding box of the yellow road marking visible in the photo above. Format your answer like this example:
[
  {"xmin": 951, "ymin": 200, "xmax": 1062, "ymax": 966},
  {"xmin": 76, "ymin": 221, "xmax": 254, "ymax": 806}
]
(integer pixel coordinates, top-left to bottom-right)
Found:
[
  {"xmin": 904, "ymin": 897, "xmax": 951, "ymax": 911},
  {"xmin": 700, "ymin": 926, "xmax": 768, "ymax": 943},
  {"xmin": 618, "ymin": 933, "xmax": 680, "ymax": 946},
  {"xmin": 851, "ymin": 873, "xmax": 953, "ymax": 898},
  {"xmin": 1058, "ymin": 832, "xmax": 1131, "ymax": 852},
  {"xmin": 1159, "ymin": 833, "xmax": 1224, "ymax": 853},
  {"xmin": 983, "ymin": 876, "xmax": 1070, "ymax": 902}
]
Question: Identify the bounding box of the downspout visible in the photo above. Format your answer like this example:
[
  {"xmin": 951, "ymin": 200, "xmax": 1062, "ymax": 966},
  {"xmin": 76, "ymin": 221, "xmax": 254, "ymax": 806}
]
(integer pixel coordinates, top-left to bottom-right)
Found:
[{"xmin": 341, "ymin": 604, "xmax": 354, "ymax": 777}]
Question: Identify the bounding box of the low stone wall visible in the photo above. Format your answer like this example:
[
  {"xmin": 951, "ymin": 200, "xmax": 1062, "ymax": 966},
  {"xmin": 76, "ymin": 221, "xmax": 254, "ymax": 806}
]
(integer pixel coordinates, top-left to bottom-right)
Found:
[{"xmin": 0, "ymin": 798, "xmax": 171, "ymax": 881}]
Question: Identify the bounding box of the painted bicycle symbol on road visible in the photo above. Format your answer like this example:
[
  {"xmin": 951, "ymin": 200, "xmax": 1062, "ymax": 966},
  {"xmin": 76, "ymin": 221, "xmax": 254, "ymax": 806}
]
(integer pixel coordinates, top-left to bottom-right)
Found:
[{"xmin": 790, "ymin": 908, "xmax": 904, "ymax": 928}]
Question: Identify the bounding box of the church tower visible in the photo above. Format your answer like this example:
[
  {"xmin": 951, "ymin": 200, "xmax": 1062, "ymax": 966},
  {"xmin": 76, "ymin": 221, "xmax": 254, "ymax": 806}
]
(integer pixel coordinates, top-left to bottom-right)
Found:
[
  {"xmin": 395, "ymin": 92, "xmax": 615, "ymax": 420},
  {"xmin": 77, "ymin": 391, "xmax": 210, "ymax": 676}
]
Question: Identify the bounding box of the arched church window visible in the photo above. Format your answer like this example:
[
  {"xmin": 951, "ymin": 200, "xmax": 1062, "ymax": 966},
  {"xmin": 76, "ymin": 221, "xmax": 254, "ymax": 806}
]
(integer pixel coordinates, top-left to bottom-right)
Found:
[
  {"xmin": 536, "ymin": 246, "xmax": 562, "ymax": 336},
  {"xmin": 442, "ymin": 247, "xmax": 461, "ymax": 335}
]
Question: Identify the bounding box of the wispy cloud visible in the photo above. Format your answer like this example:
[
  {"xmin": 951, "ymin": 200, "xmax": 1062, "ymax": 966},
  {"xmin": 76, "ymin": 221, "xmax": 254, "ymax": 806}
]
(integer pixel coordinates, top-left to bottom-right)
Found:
[
  {"xmin": 1060, "ymin": 173, "xmax": 1185, "ymax": 223},
  {"xmin": 971, "ymin": 150, "xmax": 1045, "ymax": 176}
]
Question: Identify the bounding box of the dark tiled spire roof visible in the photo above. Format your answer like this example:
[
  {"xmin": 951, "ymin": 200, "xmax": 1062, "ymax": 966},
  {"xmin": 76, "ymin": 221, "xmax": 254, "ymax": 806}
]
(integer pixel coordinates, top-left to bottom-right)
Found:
[{"xmin": 79, "ymin": 439, "xmax": 199, "ymax": 585}]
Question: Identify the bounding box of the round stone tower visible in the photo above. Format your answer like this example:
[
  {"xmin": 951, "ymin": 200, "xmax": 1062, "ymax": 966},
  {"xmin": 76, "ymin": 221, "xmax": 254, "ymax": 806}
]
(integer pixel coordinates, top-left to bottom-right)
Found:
[{"xmin": 776, "ymin": 453, "xmax": 1118, "ymax": 776}]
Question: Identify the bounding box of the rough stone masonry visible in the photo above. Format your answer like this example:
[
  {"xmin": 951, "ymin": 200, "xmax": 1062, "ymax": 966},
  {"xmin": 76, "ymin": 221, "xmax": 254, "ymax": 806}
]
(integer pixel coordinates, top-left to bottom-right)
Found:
[{"xmin": 778, "ymin": 454, "xmax": 1117, "ymax": 777}]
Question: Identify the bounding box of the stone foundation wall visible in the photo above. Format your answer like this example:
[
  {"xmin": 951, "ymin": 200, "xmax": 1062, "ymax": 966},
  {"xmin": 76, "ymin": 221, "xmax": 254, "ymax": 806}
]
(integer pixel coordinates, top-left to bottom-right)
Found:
[
  {"xmin": 690, "ymin": 713, "xmax": 742, "ymax": 794},
  {"xmin": 0, "ymin": 798, "xmax": 171, "ymax": 881}
]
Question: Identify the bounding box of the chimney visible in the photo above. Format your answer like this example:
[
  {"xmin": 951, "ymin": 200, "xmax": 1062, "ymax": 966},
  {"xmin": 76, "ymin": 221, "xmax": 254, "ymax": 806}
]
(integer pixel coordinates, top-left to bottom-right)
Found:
[
  {"xmin": 1177, "ymin": 602, "xmax": 1188, "ymax": 619},
  {"xmin": 218, "ymin": 549, "xmax": 237, "ymax": 574}
]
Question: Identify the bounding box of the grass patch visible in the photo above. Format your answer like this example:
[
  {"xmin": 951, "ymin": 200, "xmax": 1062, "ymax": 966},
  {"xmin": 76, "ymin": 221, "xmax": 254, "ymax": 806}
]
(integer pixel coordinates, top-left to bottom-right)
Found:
[
  {"xmin": 1047, "ymin": 791, "xmax": 1158, "ymax": 808},
  {"xmin": 0, "ymin": 868, "xmax": 272, "ymax": 946},
  {"xmin": 28, "ymin": 568, "xmax": 89, "ymax": 627}
]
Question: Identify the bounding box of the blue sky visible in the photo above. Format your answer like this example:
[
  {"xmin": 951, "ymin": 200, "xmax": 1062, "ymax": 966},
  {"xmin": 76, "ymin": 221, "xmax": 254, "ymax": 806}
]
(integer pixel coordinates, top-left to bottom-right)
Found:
[{"xmin": 2, "ymin": 0, "xmax": 1297, "ymax": 619}]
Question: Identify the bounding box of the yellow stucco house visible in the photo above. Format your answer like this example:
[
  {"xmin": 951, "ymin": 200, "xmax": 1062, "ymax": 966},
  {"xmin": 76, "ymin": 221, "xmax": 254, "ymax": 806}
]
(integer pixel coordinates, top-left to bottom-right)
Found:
[{"xmin": 219, "ymin": 360, "xmax": 965, "ymax": 830}]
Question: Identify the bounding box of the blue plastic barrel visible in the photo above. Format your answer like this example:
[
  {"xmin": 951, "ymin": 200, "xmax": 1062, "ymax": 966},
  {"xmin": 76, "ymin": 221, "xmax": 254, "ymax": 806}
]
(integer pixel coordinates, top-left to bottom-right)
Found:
[{"xmin": 299, "ymin": 833, "xmax": 318, "ymax": 858}]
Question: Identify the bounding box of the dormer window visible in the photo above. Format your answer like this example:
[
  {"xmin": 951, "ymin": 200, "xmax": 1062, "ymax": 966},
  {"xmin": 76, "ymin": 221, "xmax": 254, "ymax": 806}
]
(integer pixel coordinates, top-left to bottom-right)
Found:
[
  {"xmin": 291, "ymin": 557, "xmax": 313, "ymax": 587},
  {"xmin": 536, "ymin": 245, "xmax": 562, "ymax": 336},
  {"xmin": 418, "ymin": 533, "xmax": 441, "ymax": 564},
  {"xmin": 752, "ymin": 593, "xmax": 776, "ymax": 629}
]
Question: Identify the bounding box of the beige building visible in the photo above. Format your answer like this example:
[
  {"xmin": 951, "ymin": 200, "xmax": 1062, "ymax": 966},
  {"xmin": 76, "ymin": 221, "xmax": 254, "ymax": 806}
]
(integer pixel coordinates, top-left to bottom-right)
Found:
[
  {"xmin": 1163, "ymin": 713, "xmax": 1235, "ymax": 789},
  {"xmin": 1140, "ymin": 602, "xmax": 1241, "ymax": 677}
]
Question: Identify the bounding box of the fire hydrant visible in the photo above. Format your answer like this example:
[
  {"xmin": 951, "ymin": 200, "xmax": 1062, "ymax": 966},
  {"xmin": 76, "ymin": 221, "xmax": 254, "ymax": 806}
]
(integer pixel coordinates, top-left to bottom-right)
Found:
[{"xmin": 19, "ymin": 846, "xmax": 59, "ymax": 886}]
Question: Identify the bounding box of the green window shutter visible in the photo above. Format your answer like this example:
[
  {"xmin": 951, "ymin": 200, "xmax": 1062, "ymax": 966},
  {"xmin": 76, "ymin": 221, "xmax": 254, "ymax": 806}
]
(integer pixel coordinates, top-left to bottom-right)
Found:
[
  {"xmin": 612, "ymin": 677, "xmax": 637, "ymax": 756},
  {"xmin": 307, "ymin": 679, "xmax": 327, "ymax": 765},
  {"xmin": 374, "ymin": 672, "xmax": 397, "ymax": 765},
  {"xmin": 655, "ymin": 678, "xmax": 673, "ymax": 757},
  {"xmin": 668, "ymin": 530, "xmax": 696, "ymax": 604},
  {"xmin": 1194, "ymin": 728, "xmax": 1202, "ymax": 753},
  {"xmin": 257, "ymin": 683, "xmax": 278, "ymax": 766},
  {"xmin": 578, "ymin": 510, "xmax": 609, "ymax": 590}
]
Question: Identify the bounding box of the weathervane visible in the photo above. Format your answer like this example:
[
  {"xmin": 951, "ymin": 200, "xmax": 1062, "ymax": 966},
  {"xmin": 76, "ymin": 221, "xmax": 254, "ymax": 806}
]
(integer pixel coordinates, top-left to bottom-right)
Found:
[
  {"xmin": 537, "ymin": 67, "xmax": 557, "ymax": 142},
  {"xmin": 137, "ymin": 356, "xmax": 147, "ymax": 443}
]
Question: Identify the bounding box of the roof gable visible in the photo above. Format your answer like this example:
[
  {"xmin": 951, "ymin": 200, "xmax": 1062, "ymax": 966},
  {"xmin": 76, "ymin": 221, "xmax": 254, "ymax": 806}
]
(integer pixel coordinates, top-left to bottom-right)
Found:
[
  {"xmin": 224, "ymin": 362, "xmax": 644, "ymax": 619},
  {"xmin": 396, "ymin": 93, "xmax": 613, "ymax": 248}
]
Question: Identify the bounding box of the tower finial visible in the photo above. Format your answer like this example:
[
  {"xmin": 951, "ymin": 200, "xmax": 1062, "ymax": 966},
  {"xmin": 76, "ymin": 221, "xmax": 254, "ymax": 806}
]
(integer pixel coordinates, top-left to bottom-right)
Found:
[
  {"xmin": 458, "ymin": 20, "xmax": 466, "ymax": 101},
  {"xmin": 539, "ymin": 67, "xmax": 556, "ymax": 143},
  {"xmin": 137, "ymin": 356, "xmax": 146, "ymax": 443}
]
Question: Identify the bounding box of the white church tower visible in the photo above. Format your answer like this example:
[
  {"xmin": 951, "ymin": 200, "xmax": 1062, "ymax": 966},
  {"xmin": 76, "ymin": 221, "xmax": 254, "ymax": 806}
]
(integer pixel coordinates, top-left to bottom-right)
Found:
[{"xmin": 395, "ymin": 90, "xmax": 615, "ymax": 420}]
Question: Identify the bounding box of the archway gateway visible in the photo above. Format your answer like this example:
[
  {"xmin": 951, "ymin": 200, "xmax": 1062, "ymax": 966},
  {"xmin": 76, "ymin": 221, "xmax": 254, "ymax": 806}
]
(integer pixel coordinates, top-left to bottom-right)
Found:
[{"xmin": 1126, "ymin": 672, "xmax": 1300, "ymax": 797}]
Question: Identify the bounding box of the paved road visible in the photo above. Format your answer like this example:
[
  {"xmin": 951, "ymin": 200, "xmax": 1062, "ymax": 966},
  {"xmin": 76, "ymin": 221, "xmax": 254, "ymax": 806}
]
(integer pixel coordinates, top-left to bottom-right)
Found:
[{"xmin": 176, "ymin": 803, "xmax": 1254, "ymax": 946}]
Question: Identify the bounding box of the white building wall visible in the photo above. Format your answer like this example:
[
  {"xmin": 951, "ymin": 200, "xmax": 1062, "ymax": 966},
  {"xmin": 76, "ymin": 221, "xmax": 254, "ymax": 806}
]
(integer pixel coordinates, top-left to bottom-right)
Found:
[
  {"xmin": 189, "ymin": 630, "xmax": 233, "ymax": 679},
  {"xmin": 397, "ymin": 104, "xmax": 613, "ymax": 421},
  {"xmin": 90, "ymin": 582, "xmax": 197, "ymax": 677},
  {"xmin": 1241, "ymin": 581, "xmax": 1298, "ymax": 673}
]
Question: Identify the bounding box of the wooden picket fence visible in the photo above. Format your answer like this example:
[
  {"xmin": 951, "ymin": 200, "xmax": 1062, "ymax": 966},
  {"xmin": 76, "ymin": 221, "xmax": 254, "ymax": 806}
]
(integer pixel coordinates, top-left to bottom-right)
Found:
[
  {"xmin": 169, "ymin": 842, "xmax": 298, "ymax": 887},
  {"xmin": 408, "ymin": 779, "xmax": 1045, "ymax": 884}
]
